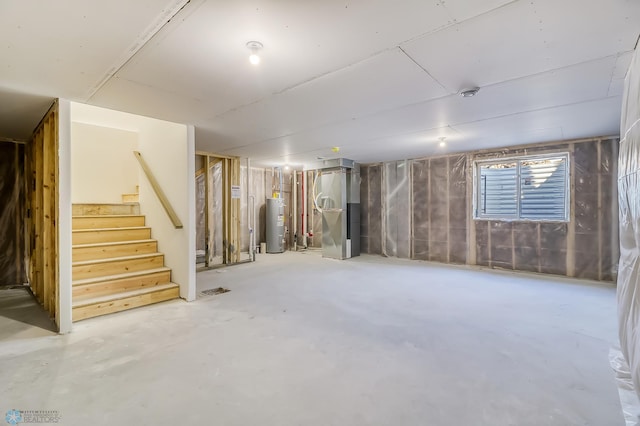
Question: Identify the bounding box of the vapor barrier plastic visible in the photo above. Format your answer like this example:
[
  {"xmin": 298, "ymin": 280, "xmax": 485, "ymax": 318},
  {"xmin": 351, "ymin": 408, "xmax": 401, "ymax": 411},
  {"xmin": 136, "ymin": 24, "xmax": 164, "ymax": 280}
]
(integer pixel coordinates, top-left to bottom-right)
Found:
[
  {"xmin": 364, "ymin": 139, "xmax": 617, "ymax": 277},
  {"xmin": 195, "ymin": 173, "xmax": 206, "ymax": 262},
  {"xmin": 239, "ymin": 166, "xmax": 268, "ymax": 253},
  {"xmin": 240, "ymin": 166, "xmax": 248, "ymax": 252},
  {"xmin": 615, "ymin": 46, "xmax": 640, "ymax": 425},
  {"xmin": 0, "ymin": 142, "xmax": 25, "ymax": 285},
  {"xmin": 384, "ymin": 161, "xmax": 410, "ymax": 258},
  {"xmin": 211, "ymin": 162, "xmax": 223, "ymax": 264}
]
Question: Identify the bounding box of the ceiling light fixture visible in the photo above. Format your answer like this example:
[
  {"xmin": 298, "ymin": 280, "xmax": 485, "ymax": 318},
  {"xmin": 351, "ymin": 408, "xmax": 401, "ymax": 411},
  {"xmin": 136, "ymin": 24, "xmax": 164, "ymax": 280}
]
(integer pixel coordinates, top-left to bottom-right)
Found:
[
  {"xmin": 460, "ymin": 87, "xmax": 480, "ymax": 98},
  {"xmin": 246, "ymin": 41, "xmax": 263, "ymax": 65},
  {"xmin": 284, "ymin": 165, "xmax": 290, "ymax": 171},
  {"xmin": 439, "ymin": 137, "xmax": 447, "ymax": 147}
]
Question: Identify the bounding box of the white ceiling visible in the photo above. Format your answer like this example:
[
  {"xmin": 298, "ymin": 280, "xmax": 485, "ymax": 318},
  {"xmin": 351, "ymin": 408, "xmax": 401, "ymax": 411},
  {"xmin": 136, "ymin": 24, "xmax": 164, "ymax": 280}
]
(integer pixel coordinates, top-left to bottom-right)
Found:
[{"xmin": 1, "ymin": 0, "xmax": 638, "ymax": 166}]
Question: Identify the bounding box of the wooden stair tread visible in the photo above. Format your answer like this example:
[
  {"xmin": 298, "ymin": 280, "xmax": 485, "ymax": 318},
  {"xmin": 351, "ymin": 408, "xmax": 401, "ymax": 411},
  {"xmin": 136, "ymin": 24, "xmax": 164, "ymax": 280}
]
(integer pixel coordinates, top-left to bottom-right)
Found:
[
  {"xmin": 73, "ymin": 239, "xmax": 156, "ymax": 249},
  {"xmin": 72, "ymin": 252, "xmax": 161, "ymax": 267},
  {"xmin": 72, "ymin": 214, "xmax": 144, "ymax": 219},
  {"xmin": 72, "ymin": 226, "xmax": 149, "ymax": 233},
  {"xmin": 72, "ymin": 267, "xmax": 171, "ymax": 286},
  {"xmin": 70, "ymin": 204, "xmax": 175, "ymax": 321},
  {"xmin": 73, "ymin": 283, "xmax": 179, "ymax": 308},
  {"xmin": 72, "ymin": 203, "xmax": 141, "ymax": 216}
]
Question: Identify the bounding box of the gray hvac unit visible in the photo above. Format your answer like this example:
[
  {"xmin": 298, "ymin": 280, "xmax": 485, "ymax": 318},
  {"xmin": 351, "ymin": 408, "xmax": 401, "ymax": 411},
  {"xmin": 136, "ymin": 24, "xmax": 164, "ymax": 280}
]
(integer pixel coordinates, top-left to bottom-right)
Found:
[
  {"xmin": 266, "ymin": 198, "xmax": 285, "ymax": 253},
  {"xmin": 315, "ymin": 161, "xmax": 360, "ymax": 260}
]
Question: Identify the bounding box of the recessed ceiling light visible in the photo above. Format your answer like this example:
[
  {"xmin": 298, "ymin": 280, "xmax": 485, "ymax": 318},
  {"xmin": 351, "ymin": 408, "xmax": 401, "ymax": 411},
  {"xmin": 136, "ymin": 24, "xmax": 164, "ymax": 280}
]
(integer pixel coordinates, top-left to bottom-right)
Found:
[
  {"xmin": 246, "ymin": 41, "xmax": 263, "ymax": 65},
  {"xmin": 460, "ymin": 87, "xmax": 480, "ymax": 97}
]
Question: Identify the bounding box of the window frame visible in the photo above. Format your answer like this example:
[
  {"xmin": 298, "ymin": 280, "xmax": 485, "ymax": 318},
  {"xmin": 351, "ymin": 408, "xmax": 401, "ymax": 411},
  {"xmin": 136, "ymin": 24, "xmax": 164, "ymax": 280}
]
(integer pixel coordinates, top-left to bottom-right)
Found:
[{"xmin": 473, "ymin": 152, "xmax": 571, "ymax": 222}]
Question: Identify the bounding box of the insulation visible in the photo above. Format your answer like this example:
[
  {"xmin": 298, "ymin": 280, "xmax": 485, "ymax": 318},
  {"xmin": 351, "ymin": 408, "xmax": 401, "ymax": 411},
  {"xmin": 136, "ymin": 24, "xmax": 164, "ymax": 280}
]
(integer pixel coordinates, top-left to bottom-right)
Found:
[
  {"xmin": 195, "ymin": 172, "xmax": 206, "ymax": 262},
  {"xmin": 383, "ymin": 161, "xmax": 410, "ymax": 258},
  {"xmin": 360, "ymin": 165, "xmax": 382, "ymax": 254},
  {"xmin": 0, "ymin": 142, "xmax": 25, "ymax": 285},
  {"xmin": 211, "ymin": 162, "xmax": 223, "ymax": 262},
  {"xmin": 240, "ymin": 166, "xmax": 268, "ymax": 252},
  {"xmin": 360, "ymin": 138, "xmax": 618, "ymax": 280},
  {"xmin": 614, "ymin": 46, "xmax": 640, "ymax": 425}
]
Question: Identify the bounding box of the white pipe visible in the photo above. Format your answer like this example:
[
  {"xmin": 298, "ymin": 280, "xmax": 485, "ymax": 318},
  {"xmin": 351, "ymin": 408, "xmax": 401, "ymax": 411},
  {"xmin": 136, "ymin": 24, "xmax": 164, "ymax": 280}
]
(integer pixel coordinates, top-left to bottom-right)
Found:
[
  {"xmin": 312, "ymin": 171, "xmax": 324, "ymax": 213},
  {"xmin": 302, "ymin": 170, "xmax": 308, "ymax": 247},
  {"xmin": 307, "ymin": 171, "xmax": 317, "ymax": 235}
]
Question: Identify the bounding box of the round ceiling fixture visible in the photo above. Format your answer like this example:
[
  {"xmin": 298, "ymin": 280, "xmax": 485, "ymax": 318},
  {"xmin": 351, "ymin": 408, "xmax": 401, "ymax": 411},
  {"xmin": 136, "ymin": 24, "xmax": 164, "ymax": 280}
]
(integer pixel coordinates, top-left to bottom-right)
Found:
[
  {"xmin": 246, "ymin": 41, "xmax": 263, "ymax": 65},
  {"xmin": 439, "ymin": 137, "xmax": 447, "ymax": 147},
  {"xmin": 459, "ymin": 87, "xmax": 480, "ymax": 98}
]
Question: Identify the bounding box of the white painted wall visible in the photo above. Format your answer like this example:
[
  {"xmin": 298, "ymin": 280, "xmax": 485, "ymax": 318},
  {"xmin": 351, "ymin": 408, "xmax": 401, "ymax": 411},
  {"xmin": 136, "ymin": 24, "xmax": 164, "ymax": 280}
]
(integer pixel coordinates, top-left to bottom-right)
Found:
[
  {"xmin": 70, "ymin": 122, "xmax": 139, "ymax": 204},
  {"xmin": 57, "ymin": 99, "xmax": 73, "ymax": 334},
  {"xmin": 70, "ymin": 102, "xmax": 196, "ymax": 301}
]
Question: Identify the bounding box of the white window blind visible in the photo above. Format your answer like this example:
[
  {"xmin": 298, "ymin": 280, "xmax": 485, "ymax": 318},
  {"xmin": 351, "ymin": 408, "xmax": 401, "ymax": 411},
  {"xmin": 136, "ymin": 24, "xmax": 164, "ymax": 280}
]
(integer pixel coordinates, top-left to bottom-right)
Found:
[{"xmin": 475, "ymin": 154, "xmax": 569, "ymax": 221}]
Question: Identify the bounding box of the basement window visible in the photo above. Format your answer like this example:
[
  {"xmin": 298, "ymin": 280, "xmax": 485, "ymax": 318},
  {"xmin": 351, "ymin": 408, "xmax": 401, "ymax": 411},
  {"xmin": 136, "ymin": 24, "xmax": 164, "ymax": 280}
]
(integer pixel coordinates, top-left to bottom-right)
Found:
[{"xmin": 474, "ymin": 153, "xmax": 569, "ymax": 221}]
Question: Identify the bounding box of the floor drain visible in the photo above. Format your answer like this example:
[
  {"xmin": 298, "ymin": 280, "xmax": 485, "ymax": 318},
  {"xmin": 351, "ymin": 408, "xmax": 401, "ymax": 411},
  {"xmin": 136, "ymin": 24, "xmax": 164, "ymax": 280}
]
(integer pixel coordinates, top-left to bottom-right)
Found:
[{"xmin": 201, "ymin": 287, "xmax": 230, "ymax": 296}]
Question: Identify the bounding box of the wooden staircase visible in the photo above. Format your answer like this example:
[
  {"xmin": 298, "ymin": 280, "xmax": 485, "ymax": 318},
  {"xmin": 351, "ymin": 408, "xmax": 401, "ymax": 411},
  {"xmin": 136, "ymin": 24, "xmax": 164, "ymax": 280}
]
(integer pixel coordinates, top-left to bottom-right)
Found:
[{"xmin": 72, "ymin": 203, "xmax": 180, "ymax": 321}]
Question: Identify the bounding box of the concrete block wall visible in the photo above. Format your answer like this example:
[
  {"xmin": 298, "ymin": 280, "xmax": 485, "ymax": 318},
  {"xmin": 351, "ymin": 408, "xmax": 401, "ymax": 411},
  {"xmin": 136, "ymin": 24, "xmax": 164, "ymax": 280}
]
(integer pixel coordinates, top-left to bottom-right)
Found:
[{"xmin": 360, "ymin": 137, "xmax": 619, "ymax": 281}]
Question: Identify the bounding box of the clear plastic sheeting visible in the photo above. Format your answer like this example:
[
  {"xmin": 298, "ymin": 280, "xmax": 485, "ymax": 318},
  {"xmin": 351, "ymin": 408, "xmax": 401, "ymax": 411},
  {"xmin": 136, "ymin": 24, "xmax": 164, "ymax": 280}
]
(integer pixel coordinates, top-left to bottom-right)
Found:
[
  {"xmin": 611, "ymin": 347, "xmax": 640, "ymax": 425},
  {"xmin": 362, "ymin": 140, "xmax": 617, "ymax": 278},
  {"xmin": 212, "ymin": 162, "xmax": 223, "ymax": 263},
  {"xmin": 240, "ymin": 166, "xmax": 268, "ymax": 253},
  {"xmin": 195, "ymin": 172, "xmax": 206, "ymax": 263},
  {"xmin": 383, "ymin": 161, "xmax": 410, "ymax": 258},
  {"xmin": 615, "ymin": 46, "xmax": 640, "ymax": 425},
  {"xmin": 0, "ymin": 142, "xmax": 25, "ymax": 286},
  {"xmin": 240, "ymin": 165, "xmax": 249, "ymax": 252}
]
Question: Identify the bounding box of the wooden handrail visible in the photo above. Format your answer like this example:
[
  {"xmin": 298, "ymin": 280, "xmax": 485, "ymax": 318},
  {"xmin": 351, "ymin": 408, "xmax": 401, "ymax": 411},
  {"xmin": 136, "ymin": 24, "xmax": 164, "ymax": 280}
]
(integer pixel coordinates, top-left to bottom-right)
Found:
[{"xmin": 133, "ymin": 151, "xmax": 183, "ymax": 229}]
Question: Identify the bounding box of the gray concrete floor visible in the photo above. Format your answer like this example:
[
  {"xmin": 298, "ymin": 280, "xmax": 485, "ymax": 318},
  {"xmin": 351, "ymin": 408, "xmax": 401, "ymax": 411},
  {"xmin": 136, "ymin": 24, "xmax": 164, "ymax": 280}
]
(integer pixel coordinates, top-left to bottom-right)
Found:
[{"xmin": 0, "ymin": 252, "xmax": 622, "ymax": 425}]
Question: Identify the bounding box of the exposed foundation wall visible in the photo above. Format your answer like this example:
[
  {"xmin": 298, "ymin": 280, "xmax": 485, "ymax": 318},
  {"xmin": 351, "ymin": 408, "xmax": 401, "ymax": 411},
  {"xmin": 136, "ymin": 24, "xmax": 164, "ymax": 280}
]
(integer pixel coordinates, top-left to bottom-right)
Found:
[{"xmin": 360, "ymin": 137, "xmax": 619, "ymax": 281}]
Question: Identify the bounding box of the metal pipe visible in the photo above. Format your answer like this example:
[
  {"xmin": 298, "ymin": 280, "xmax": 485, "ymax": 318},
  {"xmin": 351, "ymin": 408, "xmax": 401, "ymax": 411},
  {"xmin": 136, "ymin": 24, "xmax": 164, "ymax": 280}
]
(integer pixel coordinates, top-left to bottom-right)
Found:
[
  {"xmin": 293, "ymin": 170, "xmax": 297, "ymax": 251},
  {"xmin": 247, "ymin": 157, "xmax": 255, "ymax": 261},
  {"xmin": 309, "ymin": 171, "xmax": 315, "ymax": 241},
  {"xmin": 249, "ymin": 195, "xmax": 255, "ymax": 261},
  {"xmin": 302, "ymin": 170, "xmax": 307, "ymax": 248}
]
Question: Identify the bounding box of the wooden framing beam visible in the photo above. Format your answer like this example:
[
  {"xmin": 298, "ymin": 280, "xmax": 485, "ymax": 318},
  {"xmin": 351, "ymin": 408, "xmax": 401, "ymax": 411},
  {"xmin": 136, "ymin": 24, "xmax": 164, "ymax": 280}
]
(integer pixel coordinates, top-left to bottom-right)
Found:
[
  {"xmin": 198, "ymin": 153, "xmax": 242, "ymax": 266},
  {"xmin": 204, "ymin": 155, "xmax": 213, "ymax": 267},
  {"xmin": 27, "ymin": 100, "xmax": 59, "ymax": 319}
]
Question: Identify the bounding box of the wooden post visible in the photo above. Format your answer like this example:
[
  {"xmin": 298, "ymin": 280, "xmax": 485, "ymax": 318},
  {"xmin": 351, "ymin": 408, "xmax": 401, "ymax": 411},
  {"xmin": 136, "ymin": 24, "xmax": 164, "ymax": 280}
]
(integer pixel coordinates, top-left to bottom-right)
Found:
[
  {"xmin": 50, "ymin": 110, "xmax": 58, "ymax": 317},
  {"xmin": 27, "ymin": 101, "xmax": 59, "ymax": 321},
  {"xmin": 597, "ymin": 139, "xmax": 603, "ymax": 280},
  {"xmin": 204, "ymin": 155, "xmax": 213, "ymax": 267},
  {"xmin": 566, "ymin": 143, "xmax": 576, "ymax": 277},
  {"xmin": 14, "ymin": 144, "xmax": 21, "ymax": 284},
  {"xmin": 34, "ymin": 127, "xmax": 44, "ymax": 302},
  {"xmin": 466, "ymin": 154, "xmax": 476, "ymax": 265},
  {"xmin": 222, "ymin": 158, "xmax": 229, "ymax": 263},
  {"xmin": 42, "ymin": 116, "xmax": 53, "ymax": 314}
]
